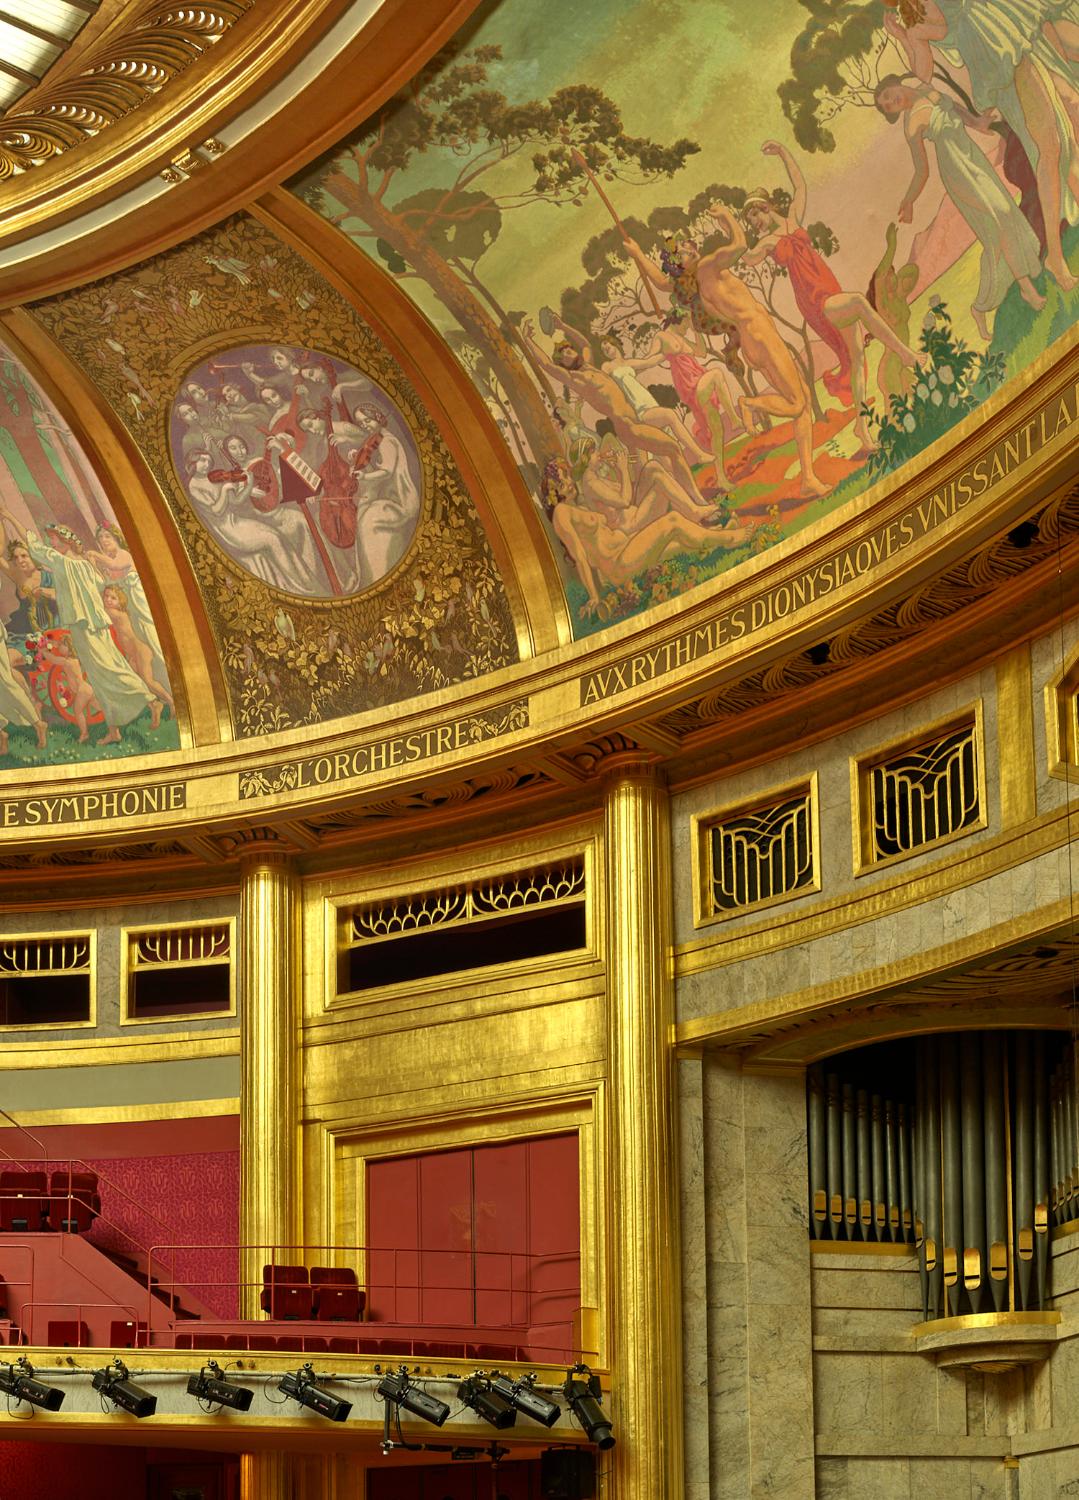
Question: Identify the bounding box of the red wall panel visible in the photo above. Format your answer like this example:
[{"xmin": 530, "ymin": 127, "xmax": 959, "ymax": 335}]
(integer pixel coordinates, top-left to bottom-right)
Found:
[
  {"xmin": 419, "ymin": 1148, "xmax": 473, "ymax": 1324},
  {"xmin": 0, "ymin": 1441, "xmax": 146, "ymax": 1498},
  {"xmin": 368, "ymin": 1155, "xmax": 420, "ymax": 1322},
  {"xmin": 0, "ymin": 1117, "xmax": 240, "ymax": 1318},
  {"xmin": 366, "ymin": 1132, "xmax": 580, "ymax": 1340}
]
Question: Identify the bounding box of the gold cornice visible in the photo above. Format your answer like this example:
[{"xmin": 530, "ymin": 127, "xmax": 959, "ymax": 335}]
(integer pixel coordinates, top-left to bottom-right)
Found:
[
  {"xmin": 0, "ymin": 306, "xmax": 229, "ymax": 746},
  {"xmin": 10, "ymin": 1097, "xmax": 239, "ymax": 1125},
  {"xmin": 0, "ymin": 0, "xmax": 486, "ymax": 305},
  {"xmin": 251, "ymin": 188, "xmax": 570, "ymax": 659},
  {"xmin": 0, "ymin": 334, "xmax": 1073, "ymax": 849},
  {"xmin": 675, "ymin": 799, "xmax": 1075, "ymax": 979},
  {"xmin": 0, "ymin": 0, "xmax": 252, "ymax": 183},
  {"xmin": 676, "ymin": 899, "xmax": 1076, "ymax": 1059},
  {"xmin": 0, "ymin": 1027, "xmax": 238, "ymax": 1067}
]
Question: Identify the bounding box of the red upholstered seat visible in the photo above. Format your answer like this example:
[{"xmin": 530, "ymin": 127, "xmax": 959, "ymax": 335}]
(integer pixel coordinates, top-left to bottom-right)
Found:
[
  {"xmin": 260, "ymin": 1264, "xmax": 313, "ymax": 1320},
  {"xmin": 48, "ymin": 1320, "xmax": 89, "ymax": 1348},
  {"xmin": 327, "ymin": 1337, "xmax": 358, "ymax": 1355},
  {"xmin": 225, "ymin": 1334, "xmax": 249, "ymax": 1349},
  {"xmin": 310, "ymin": 1266, "xmax": 364, "ymax": 1321},
  {"xmin": 0, "ymin": 1171, "xmax": 48, "ymax": 1232},
  {"xmin": 248, "ymin": 1335, "xmax": 278, "ymax": 1351},
  {"xmin": 48, "ymin": 1170, "xmax": 100, "ymax": 1233},
  {"xmin": 174, "ymin": 1333, "xmax": 194, "ymax": 1349},
  {"xmin": 192, "ymin": 1334, "xmax": 222, "ymax": 1350}
]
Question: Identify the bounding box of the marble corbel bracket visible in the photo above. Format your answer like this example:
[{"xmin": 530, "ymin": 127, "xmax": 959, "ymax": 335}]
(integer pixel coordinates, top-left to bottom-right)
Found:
[{"xmin": 912, "ymin": 1310, "xmax": 1061, "ymax": 1375}]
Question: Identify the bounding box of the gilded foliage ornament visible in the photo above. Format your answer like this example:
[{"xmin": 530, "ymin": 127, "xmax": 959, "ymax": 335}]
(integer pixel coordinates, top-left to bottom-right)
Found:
[{"xmin": 33, "ymin": 215, "xmax": 517, "ymax": 736}]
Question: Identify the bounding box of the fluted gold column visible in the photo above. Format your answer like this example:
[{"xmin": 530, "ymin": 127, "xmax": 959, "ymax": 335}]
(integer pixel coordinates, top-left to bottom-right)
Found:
[
  {"xmin": 603, "ymin": 755, "xmax": 684, "ymax": 1499},
  {"xmin": 237, "ymin": 831, "xmax": 302, "ymax": 1318},
  {"xmin": 241, "ymin": 1451, "xmax": 295, "ymax": 1500}
]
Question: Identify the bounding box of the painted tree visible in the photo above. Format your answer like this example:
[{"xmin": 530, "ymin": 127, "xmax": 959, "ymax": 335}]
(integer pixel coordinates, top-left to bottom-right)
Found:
[
  {"xmin": 777, "ymin": 0, "xmax": 1048, "ymax": 247},
  {"xmin": 297, "ymin": 44, "xmax": 699, "ymax": 460}
]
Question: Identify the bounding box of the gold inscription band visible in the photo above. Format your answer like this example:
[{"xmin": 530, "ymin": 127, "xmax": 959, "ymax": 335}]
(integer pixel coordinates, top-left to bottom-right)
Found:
[
  {"xmin": 0, "ymin": 782, "xmax": 187, "ymax": 828},
  {"xmin": 238, "ymin": 698, "xmax": 530, "ymax": 799},
  {"xmin": 580, "ymin": 387, "xmax": 1079, "ymax": 706}
]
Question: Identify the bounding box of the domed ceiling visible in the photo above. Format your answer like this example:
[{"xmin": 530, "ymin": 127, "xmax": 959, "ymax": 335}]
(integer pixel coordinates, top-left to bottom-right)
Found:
[
  {"xmin": 294, "ymin": 0, "xmax": 1079, "ymax": 632},
  {"xmin": 0, "ymin": 0, "xmax": 1076, "ymax": 798}
]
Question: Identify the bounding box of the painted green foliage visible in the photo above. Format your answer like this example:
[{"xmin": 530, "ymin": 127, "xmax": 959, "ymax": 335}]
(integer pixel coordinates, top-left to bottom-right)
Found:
[{"xmin": 296, "ymin": 0, "xmax": 1079, "ymax": 634}]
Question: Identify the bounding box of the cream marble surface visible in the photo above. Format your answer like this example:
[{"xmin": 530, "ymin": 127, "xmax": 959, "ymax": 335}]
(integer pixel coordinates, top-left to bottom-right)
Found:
[{"xmin": 678, "ymin": 1057, "xmax": 710, "ymax": 1500}]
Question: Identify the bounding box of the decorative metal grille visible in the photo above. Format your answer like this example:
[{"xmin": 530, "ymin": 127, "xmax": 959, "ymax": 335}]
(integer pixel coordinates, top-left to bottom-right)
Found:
[
  {"xmin": 868, "ymin": 721, "xmax": 980, "ymax": 862},
  {"xmin": 348, "ymin": 859, "xmax": 586, "ymax": 946},
  {"xmin": 130, "ymin": 923, "xmax": 230, "ymax": 969},
  {"xmin": 707, "ymin": 788, "xmax": 814, "ymax": 915},
  {"xmin": 0, "ymin": 936, "xmax": 90, "ymax": 974}
]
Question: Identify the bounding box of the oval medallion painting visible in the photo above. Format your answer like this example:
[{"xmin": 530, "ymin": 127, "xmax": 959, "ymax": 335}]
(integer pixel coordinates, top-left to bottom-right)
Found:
[{"xmin": 168, "ymin": 345, "xmax": 423, "ymax": 599}]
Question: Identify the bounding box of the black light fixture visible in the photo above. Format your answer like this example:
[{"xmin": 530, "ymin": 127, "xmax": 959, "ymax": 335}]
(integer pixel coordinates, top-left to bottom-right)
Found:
[
  {"xmin": 187, "ymin": 1360, "xmax": 254, "ymax": 1412},
  {"xmin": 92, "ymin": 1359, "xmax": 156, "ymax": 1418},
  {"xmin": 457, "ymin": 1373, "xmax": 517, "ymax": 1429},
  {"xmin": 490, "ymin": 1371, "xmax": 560, "ymax": 1427},
  {"xmin": 278, "ymin": 1363, "xmax": 352, "ymax": 1423},
  {"xmin": 376, "ymin": 1365, "xmax": 450, "ymax": 1427},
  {"xmin": 562, "ymin": 1365, "xmax": 614, "ymax": 1449},
  {"xmin": 0, "ymin": 1357, "xmax": 64, "ymax": 1411}
]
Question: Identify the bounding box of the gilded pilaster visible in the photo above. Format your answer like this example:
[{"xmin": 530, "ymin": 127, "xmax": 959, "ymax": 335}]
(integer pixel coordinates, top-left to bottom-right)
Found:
[
  {"xmin": 236, "ymin": 830, "xmax": 302, "ymax": 1317},
  {"xmin": 241, "ymin": 1451, "xmax": 296, "ymax": 1500},
  {"xmin": 603, "ymin": 755, "xmax": 684, "ymax": 1499}
]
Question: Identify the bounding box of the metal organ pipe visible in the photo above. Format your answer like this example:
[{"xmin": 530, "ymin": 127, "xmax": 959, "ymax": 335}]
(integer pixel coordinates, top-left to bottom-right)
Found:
[{"xmin": 807, "ymin": 1031, "xmax": 1064, "ymax": 1320}]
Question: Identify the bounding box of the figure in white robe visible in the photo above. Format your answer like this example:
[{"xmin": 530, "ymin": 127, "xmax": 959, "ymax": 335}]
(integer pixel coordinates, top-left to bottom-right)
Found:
[
  {"xmin": 27, "ymin": 530, "xmax": 159, "ymax": 745},
  {"xmin": 0, "ymin": 620, "xmax": 46, "ymax": 754},
  {"xmin": 186, "ymin": 451, "xmax": 327, "ymax": 597},
  {"xmin": 331, "ymin": 411, "xmax": 421, "ymax": 591}
]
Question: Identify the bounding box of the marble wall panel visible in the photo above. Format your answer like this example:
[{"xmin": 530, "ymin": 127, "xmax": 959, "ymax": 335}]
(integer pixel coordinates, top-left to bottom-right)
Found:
[
  {"xmin": 679, "ymin": 1056, "xmax": 710, "ymax": 1500},
  {"xmin": 0, "ymin": 891, "xmax": 238, "ymax": 1041}
]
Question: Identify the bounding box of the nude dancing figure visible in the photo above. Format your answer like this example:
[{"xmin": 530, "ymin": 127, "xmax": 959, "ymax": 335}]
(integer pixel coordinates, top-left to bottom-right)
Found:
[
  {"xmin": 740, "ymin": 141, "xmax": 920, "ymax": 451},
  {"xmin": 520, "ymin": 313, "xmax": 724, "ymax": 509},
  {"xmin": 597, "ymin": 332, "xmax": 715, "ymax": 466},
  {"xmin": 624, "ymin": 213, "xmax": 832, "ymax": 499}
]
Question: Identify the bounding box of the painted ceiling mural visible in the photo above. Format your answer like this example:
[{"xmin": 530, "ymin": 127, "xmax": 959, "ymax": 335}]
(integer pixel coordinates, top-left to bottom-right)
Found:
[
  {"xmin": 295, "ymin": 0, "xmax": 1079, "ymax": 636},
  {"xmin": 0, "ymin": 342, "xmax": 179, "ymax": 771},
  {"xmin": 33, "ymin": 215, "xmax": 518, "ymax": 739}
]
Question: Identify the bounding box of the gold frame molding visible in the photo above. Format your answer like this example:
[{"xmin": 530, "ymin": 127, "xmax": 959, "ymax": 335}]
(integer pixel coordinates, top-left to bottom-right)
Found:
[
  {"xmin": 849, "ymin": 702, "xmax": 987, "ymax": 877},
  {"xmin": 119, "ymin": 915, "xmax": 237, "ymax": 1026},
  {"xmin": 326, "ymin": 1092, "xmax": 606, "ymax": 1368},
  {"xmin": 0, "ymin": 927, "xmax": 96, "ymax": 1033},
  {"xmin": 691, "ymin": 771, "xmax": 821, "ymax": 929}
]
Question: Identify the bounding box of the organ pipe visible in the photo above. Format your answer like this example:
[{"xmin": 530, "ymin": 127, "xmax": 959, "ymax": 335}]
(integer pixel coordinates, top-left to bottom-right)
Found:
[
  {"xmin": 982, "ymin": 1033, "xmax": 1007, "ymax": 1314},
  {"xmin": 1033, "ymin": 1035, "xmax": 1050, "ymax": 1310},
  {"xmin": 807, "ymin": 1031, "xmax": 1066, "ymax": 1320},
  {"xmin": 1014, "ymin": 1033, "xmax": 1034, "ymax": 1311}
]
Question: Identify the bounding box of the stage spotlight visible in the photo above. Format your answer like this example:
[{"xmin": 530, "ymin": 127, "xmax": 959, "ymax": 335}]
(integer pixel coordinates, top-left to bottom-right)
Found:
[
  {"xmin": 376, "ymin": 1365, "xmax": 450, "ymax": 1427},
  {"xmin": 278, "ymin": 1363, "xmax": 352, "ymax": 1423},
  {"xmin": 187, "ymin": 1360, "xmax": 254, "ymax": 1412},
  {"xmin": 92, "ymin": 1359, "xmax": 156, "ymax": 1418},
  {"xmin": 457, "ymin": 1373, "xmax": 517, "ymax": 1429},
  {"xmin": 490, "ymin": 1372, "xmax": 560, "ymax": 1427},
  {"xmin": 562, "ymin": 1365, "xmax": 614, "ymax": 1450},
  {"xmin": 0, "ymin": 1357, "xmax": 64, "ymax": 1411}
]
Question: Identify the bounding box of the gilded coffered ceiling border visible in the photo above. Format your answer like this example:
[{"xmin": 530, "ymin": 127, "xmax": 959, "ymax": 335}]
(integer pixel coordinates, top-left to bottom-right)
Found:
[{"xmin": 0, "ymin": 0, "xmax": 485, "ymax": 303}]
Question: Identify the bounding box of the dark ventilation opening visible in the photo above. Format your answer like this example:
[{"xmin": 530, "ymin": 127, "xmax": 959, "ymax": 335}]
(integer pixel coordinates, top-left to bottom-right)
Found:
[
  {"xmin": 343, "ymin": 902, "xmax": 587, "ymax": 994},
  {"xmin": 129, "ymin": 963, "xmax": 232, "ymax": 1018},
  {"xmin": 0, "ymin": 973, "xmax": 91, "ymax": 1026}
]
